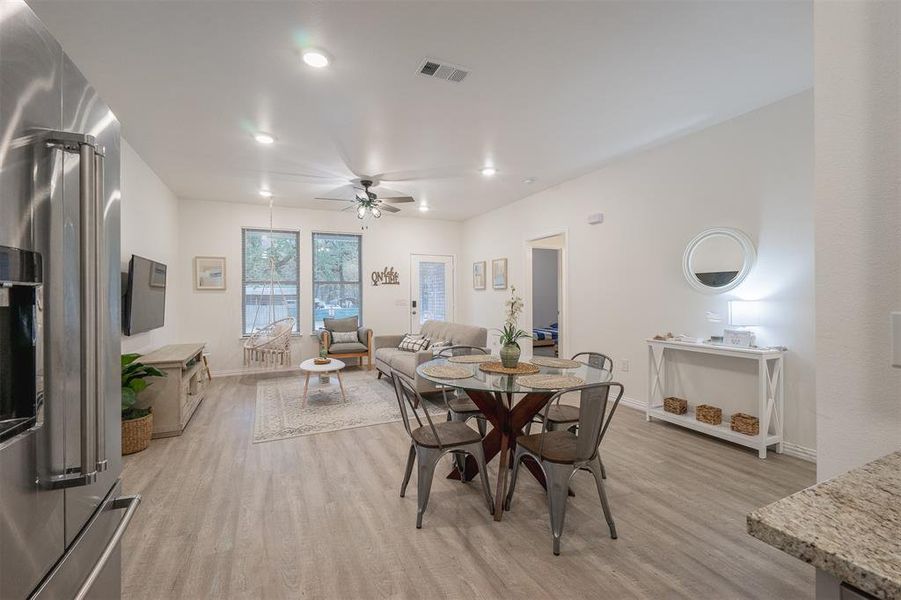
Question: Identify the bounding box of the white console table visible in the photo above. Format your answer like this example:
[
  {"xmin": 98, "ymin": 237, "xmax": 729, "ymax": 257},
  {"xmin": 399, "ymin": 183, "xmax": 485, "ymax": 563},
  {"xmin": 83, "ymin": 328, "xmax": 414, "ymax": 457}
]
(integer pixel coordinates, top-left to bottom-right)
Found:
[{"xmin": 646, "ymin": 339, "xmax": 785, "ymax": 458}]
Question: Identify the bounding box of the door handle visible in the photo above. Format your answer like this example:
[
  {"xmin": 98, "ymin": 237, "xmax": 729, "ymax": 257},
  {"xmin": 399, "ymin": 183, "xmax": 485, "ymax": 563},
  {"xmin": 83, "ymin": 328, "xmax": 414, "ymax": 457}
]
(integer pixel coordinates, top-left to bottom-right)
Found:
[
  {"xmin": 73, "ymin": 495, "xmax": 141, "ymax": 600},
  {"xmin": 43, "ymin": 131, "xmax": 105, "ymax": 488}
]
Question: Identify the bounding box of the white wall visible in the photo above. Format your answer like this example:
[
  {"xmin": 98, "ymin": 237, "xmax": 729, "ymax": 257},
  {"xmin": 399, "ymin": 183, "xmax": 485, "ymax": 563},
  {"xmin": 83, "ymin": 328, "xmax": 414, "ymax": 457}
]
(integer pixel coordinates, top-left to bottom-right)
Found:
[
  {"xmin": 460, "ymin": 92, "xmax": 816, "ymax": 453},
  {"xmin": 532, "ymin": 248, "xmax": 559, "ymax": 328},
  {"xmin": 814, "ymin": 1, "xmax": 901, "ymax": 482},
  {"xmin": 120, "ymin": 139, "xmax": 181, "ymax": 354},
  {"xmin": 176, "ymin": 198, "xmax": 462, "ymax": 374}
]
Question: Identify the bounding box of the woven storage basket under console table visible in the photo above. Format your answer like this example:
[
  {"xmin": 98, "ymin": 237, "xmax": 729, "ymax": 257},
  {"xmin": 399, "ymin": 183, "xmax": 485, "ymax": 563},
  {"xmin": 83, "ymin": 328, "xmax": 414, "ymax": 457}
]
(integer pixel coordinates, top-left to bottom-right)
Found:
[{"xmin": 646, "ymin": 339, "xmax": 784, "ymax": 458}]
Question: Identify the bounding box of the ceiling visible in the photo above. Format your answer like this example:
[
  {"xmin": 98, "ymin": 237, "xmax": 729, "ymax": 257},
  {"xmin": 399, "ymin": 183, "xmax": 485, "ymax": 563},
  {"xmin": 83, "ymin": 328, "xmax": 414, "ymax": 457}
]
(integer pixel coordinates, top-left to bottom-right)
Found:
[{"xmin": 27, "ymin": 1, "xmax": 811, "ymax": 221}]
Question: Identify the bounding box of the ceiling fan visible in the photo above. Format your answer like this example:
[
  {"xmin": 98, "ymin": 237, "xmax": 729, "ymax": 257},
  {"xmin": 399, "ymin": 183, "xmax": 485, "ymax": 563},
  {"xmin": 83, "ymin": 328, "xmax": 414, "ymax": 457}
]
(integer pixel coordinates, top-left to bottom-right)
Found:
[{"xmin": 315, "ymin": 178, "xmax": 415, "ymax": 220}]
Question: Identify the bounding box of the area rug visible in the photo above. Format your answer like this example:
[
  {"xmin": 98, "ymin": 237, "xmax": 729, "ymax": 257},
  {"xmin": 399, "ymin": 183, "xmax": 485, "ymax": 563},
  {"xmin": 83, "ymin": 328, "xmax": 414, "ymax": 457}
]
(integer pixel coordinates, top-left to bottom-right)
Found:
[{"xmin": 252, "ymin": 371, "xmax": 446, "ymax": 443}]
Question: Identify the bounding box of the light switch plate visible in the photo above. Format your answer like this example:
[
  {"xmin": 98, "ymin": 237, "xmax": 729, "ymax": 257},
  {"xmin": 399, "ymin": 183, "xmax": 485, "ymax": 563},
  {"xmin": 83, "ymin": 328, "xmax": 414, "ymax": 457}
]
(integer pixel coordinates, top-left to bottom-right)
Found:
[{"xmin": 892, "ymin": 312, "xmax": 901, "ymax": 368}]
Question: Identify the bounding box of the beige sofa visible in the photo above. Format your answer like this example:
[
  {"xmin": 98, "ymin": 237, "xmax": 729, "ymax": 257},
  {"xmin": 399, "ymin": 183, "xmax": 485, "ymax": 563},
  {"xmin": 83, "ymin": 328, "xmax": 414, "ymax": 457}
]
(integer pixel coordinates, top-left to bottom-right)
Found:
[{"xmin": 374, "ymin": 320, "xmax": 488, "ymax": 393}]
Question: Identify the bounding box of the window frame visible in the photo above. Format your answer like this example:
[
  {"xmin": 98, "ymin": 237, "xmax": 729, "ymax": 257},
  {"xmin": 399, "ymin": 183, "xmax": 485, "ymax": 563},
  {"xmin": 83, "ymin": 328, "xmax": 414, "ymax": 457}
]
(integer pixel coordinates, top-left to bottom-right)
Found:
[
  {"xmin": 241, "ymin": 227, "xmax": 301, "ymax": 336},
  {"xmin": 312, "ymin": 231, "xmax": 363, "ymax": 331}
]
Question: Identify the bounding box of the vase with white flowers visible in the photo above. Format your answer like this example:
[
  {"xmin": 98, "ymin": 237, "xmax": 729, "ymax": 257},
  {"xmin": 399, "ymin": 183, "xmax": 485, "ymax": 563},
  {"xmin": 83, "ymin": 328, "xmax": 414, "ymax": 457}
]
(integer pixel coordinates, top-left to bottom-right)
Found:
[{"xmin": 495, "ymin": 286, "xmax": 531, "ymax": 368}]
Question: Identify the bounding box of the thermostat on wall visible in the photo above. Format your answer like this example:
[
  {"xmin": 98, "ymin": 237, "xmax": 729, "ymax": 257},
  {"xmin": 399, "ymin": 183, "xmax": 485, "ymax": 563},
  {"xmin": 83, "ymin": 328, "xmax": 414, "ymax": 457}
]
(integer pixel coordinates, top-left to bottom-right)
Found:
[{"xmin": 587, "ymin": 213, "xmax": 604, "ymax": 225}]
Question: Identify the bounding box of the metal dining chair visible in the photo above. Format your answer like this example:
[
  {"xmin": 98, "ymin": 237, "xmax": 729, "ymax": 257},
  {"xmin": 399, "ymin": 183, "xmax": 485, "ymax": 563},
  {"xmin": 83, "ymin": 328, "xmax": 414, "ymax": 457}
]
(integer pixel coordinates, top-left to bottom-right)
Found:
[
  {"xmin": 505, "ymin": 381, "xmax": 624, "ymax": 555},
  {"xmin": 391, "ymin": 372, "xmax": 494, "ymax": 528},
  {"xmin": 437, "ymin": 345, "xmax": 489, "ymax": 437},
  {"xmin": 530, "ymin": 351, "xmax": 614, "ymax": 477}
]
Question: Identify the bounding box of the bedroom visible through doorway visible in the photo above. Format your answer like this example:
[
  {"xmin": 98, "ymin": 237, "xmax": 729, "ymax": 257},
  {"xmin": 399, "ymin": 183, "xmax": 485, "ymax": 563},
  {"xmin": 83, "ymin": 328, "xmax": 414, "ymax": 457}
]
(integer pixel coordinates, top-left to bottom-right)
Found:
[{"xmin": 529, "ymin": 234, "xmax": 565, "ymax": 358}]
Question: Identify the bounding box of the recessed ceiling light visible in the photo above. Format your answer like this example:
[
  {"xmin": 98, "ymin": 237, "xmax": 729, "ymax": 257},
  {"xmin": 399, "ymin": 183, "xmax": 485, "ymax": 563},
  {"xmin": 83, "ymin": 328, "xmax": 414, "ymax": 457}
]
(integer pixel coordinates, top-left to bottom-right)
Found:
[
  {"xmin": 254, "ymin": 132, "xmax": 275, "ymax": 145},
  {"xmin": 302, "ymin": 49, "xmax": 330, "ymax": 68},
  {"xmin": 480, "ymin": 166, "xmax": 497, "ymax": 177},
  {"xmin": 523, "ymin": 177, "xmax": 535, "ymax": 184},
  {"xmin": 259, "ymin": 189, "xmax": 273, "ymax": 198},
  {"xmin": 419, "ymin": 204, "xmax": 430, "ymax": 212}
]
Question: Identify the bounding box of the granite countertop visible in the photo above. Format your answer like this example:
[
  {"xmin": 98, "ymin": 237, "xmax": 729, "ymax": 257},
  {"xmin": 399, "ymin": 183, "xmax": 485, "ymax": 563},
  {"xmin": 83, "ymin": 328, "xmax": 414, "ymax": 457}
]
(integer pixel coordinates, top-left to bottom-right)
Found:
[{"xmin": 747, "ymin": 451, "xmax": 901, "ymax": 599}]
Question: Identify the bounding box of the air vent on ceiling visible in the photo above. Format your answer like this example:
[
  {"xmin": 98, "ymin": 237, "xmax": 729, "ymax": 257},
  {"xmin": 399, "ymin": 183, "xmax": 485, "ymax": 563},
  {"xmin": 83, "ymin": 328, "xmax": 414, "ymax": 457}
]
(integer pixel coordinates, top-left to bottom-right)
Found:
[{"xmin": 418, "ymin": 58, "xmax": 469, "ymax": 83}]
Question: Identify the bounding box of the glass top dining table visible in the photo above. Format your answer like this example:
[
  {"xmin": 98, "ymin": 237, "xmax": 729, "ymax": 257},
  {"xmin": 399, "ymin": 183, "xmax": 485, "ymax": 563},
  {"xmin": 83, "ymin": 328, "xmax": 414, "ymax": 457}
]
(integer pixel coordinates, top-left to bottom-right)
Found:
[
  {"xmin": 416, "ymin": 355, "xmax": 613, "ymax": 521},
  {"xmin": 415, "ymin": 356, "xmax": 613, "ymax": 394}
]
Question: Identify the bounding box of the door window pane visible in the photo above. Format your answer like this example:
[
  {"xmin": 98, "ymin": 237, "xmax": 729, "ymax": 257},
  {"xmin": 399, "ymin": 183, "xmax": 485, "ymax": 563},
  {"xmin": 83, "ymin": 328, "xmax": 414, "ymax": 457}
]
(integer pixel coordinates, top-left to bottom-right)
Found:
[
  {"xmin": 419, "ymin": 262, "xmax": 447, "ymax": 324},
  {"xmin": 313, "ymin": 233, "xmax": 362, "ymax": 330}
]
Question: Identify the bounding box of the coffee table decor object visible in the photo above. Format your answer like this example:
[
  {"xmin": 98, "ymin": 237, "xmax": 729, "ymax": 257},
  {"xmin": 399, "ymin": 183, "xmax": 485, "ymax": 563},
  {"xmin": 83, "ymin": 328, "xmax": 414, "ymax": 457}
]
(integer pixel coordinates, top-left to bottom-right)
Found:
[
  {"xmin": 517, "ymin": 374, "xmax": 585, "ymax": 390},
  {"xmin": 447, "ymin": 354, "xmax": 499, "ymax": 364},
  {"xmin": 420, "ymin": 364, "xmax": 472, "ymax": 380},
  {"xmin": 478, "ymin": 361, "xmax": 540, "ymax": 376},
  {"xmin": 529, "ymin": 356, "xmax": 582, "ymax": 369},
  {"xmin": 313, "ymin": 357, "xmax": 330, "ymax": 365}
]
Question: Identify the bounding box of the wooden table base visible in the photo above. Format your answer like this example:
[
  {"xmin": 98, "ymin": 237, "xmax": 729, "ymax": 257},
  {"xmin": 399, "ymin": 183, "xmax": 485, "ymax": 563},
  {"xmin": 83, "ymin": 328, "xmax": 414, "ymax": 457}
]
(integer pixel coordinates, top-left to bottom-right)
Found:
[{"xmin": 447, "ymin": 390, "xmax": 555, "ymax": 521}]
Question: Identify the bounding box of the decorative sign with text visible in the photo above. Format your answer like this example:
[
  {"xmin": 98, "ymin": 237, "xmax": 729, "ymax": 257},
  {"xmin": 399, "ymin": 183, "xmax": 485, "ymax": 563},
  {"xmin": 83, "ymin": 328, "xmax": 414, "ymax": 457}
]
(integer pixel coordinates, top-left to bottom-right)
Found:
[{"xmin": 371, "ymin": 267, "xmax": 400, "ymax": 286}]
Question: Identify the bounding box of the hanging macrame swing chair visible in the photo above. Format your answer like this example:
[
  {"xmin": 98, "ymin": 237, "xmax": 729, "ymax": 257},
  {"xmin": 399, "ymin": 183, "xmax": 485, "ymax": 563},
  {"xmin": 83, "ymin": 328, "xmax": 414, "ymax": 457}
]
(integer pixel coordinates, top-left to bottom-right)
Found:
[{"xmin": 243, "ymin": 199, "xmax": 295, "ymax": 368}]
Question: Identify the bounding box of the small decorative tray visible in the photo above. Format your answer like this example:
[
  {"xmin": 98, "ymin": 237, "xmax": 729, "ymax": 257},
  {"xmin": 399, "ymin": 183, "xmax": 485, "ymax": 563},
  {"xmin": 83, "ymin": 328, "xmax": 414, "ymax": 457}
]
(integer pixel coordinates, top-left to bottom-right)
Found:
[
  {"xmin": 517, "ymin": 374, "xmax": 585, "ymax": 390},
  {"xmin": 313, "ymin": 358, "xmax": 330, "ymax": 365},
  {"xmin": 447, "ymin": 354, "xmax": 498, "ymax": 364},
  {"xmin": 529, "ymin": 357, "xmax": 581, "ymax": 369},
  {"xmin": 421, "ymin": 364, "xmax": 472, "ymax": 379},
  {"xmin": 478, "ymin": 362, "xmax": 541, "ymax": 375}
]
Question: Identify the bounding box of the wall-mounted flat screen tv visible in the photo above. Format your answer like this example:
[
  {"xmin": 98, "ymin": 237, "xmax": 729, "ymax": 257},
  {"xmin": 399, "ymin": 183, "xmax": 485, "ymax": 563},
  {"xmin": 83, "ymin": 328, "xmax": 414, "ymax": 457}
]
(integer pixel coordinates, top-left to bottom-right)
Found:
[{"xmin": 123, "ymin": 254, "xmax": 166, "ymax": 336}]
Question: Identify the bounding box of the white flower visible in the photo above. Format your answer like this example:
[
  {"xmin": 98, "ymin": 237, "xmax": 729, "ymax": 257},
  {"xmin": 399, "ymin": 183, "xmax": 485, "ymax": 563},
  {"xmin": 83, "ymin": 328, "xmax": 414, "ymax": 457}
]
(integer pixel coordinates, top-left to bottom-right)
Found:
[{"xmin": 503, "ymin": 286, "xmax": 524, "ymax": 327}]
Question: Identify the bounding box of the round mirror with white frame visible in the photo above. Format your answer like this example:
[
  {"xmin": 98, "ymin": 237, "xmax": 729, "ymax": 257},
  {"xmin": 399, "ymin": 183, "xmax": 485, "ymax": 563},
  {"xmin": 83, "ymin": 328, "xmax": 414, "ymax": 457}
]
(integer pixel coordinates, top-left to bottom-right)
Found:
[{"xmin": 682, "ymin": 228, "xmax": 756, "ymax": 294}]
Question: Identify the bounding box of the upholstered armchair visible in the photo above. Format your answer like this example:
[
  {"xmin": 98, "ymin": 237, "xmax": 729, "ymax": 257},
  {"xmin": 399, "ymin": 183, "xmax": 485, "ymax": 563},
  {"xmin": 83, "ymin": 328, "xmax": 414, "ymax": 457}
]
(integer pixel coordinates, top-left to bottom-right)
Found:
[{"xmin": 319, "ymin": 316, "xmax": 373, "ymax": 370}]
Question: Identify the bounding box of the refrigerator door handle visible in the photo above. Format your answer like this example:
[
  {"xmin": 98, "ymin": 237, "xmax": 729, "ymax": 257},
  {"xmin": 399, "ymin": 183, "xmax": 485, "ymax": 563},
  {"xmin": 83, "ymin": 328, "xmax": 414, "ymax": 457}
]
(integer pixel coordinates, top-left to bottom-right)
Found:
[
  {"xmin": 72, "ymin": 495, "xmax": 141, "ymax": 600},
  {"xmin": 93, "ymin": 149, "xmax": 107, "ymax": 473},
  {"xmin": 43, "ymin": 131, "xmax": 104, "ymax": 489}
]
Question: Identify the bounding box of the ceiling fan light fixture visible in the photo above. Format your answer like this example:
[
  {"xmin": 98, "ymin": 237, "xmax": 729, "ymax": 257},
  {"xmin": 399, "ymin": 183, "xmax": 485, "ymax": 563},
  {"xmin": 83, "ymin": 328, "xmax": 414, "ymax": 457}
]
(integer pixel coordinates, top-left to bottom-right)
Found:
[
  {"xmin": 371, "ymin": 207, "xmax": 381, "ymax": 218},
  {"xmin": 254, "ymin": 132, "xmax": 275, "ymax": 145},
  {"xmin": 357, "ymin": 206, "xmax": 366, "ymax": 219},
  {"xmin": 480, "ymin": 166, "xmax": 497, "ymax": 177},
  {"xmin": 302, "ymin": 49, "xmax": 330, "ymax": 69}
]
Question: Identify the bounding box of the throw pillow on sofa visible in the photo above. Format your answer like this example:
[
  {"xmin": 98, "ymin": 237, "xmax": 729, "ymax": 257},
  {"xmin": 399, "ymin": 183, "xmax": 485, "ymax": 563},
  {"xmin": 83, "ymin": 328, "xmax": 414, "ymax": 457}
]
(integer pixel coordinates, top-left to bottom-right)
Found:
[
  {"xmin": 330, "ymin": 331, "xmax": 358, "ymax": 344},
  {"xmin": 398, "ymin": 334, "xmax": 430, "ymax": 352}
]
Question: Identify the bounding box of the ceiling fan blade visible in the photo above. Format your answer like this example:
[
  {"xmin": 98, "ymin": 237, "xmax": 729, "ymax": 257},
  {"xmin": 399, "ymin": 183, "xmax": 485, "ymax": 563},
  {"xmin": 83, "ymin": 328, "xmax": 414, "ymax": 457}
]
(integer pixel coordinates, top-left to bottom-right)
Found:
[
  {"xmin": 314, "ymin": 197, "xmax": 355, "ymax": 202},
  {"xmin": 378, "ymin": 204, "xmax": 401, "ymax": 213},
  {"xmin": 373, "ymin": 167, "xmax": 467, "ymax": 182},
  {"xmin": 380, "ymin": 196, "xmax": 415, "ymax": 203}
]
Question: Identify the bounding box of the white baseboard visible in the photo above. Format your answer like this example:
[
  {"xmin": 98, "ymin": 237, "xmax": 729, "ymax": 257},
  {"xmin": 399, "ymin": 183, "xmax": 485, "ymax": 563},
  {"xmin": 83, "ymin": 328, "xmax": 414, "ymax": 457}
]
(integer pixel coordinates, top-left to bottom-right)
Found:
[
  {"xmin": 620, "ymin": 395, "xmax": 817, "ymax": 463},
  {"xmin": 211, "ymin": 365, "xmax": 301, "ymax": 378},
  {"xmin": 781, "ymin": 442, "xmax": 817, "ymax": 463}
]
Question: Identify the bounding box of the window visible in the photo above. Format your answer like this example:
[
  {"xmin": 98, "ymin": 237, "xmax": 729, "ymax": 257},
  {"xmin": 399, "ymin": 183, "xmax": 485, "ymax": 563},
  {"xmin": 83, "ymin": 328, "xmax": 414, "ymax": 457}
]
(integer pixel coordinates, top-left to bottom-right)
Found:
[
  {"xmin": 312, "ymin": 233, "xmax": 362, "ymax": 330},
  {"xmin": 242, "ymin": 228, "xmax": 300, "ymax": 335}
]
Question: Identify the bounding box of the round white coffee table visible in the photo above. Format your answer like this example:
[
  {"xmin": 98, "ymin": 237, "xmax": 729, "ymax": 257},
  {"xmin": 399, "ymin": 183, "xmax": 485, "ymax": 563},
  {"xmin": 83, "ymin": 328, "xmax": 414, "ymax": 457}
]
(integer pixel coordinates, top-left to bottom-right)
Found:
[{"xmin": 299, "ymin": 358, "xmax": 347, "ymax": 404}]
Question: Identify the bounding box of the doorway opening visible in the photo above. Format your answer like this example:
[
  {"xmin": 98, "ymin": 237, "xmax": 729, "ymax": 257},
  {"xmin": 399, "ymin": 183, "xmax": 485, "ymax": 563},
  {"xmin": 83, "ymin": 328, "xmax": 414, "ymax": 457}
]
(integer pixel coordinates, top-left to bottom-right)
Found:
[{"xmin": 526, "ymin": 233, "xmax": 566, "ymax": 358}]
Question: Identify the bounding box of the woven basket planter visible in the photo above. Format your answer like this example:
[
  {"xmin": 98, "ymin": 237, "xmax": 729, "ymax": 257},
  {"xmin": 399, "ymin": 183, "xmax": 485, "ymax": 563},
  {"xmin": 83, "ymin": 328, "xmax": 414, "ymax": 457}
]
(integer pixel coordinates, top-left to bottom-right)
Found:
[
  {"xmin": 730, "ymin": 412, "xmax": 759, "ymax": 436},
  {"xmin": 122, "ymin": 411, "xmax": 153, "ymax": 455},
  {"xmin": 695, "ymin": 404, "xmax": 722, "ymax": 426},
  {"xmin": 663, "ymin": 397, "xmax": 688, "ymax": 415}
]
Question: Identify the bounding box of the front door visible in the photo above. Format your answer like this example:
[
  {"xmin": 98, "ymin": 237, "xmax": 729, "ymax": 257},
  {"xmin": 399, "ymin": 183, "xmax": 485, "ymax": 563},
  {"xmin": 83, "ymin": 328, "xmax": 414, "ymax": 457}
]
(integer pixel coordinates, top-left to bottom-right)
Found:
[{"xmin": 410, "ymin": 255, "xmax": 454, "ymax": 333}]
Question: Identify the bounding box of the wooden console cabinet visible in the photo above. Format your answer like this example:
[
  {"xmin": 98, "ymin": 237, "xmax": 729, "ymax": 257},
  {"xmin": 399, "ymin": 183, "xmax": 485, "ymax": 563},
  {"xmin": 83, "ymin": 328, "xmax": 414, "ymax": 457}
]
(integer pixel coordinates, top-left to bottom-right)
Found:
[{"xmin": 139, "ymin": 343, "xmax": 209, "ymax": 438}]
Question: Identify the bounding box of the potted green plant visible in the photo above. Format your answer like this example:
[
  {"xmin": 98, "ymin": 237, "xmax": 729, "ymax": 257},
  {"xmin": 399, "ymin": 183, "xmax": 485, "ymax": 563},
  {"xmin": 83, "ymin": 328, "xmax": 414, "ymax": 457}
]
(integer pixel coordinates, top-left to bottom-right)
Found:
[
  {"xmin": 121, "ymin": 353, "xmax": 165, "ymax": 455},
  {"xmin": 495, "ymin": 286, "xmax": 531, "ymax": 368}
]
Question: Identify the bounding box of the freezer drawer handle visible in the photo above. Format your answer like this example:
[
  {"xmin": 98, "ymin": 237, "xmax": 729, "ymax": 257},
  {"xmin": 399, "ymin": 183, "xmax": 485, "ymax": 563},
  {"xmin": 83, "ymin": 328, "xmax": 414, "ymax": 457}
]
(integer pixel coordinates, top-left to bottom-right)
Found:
[
  {"xmin": 73, "ymin": 495, "xmax": 141, "ymax": 600},
  {"xmin": 44, "ymin": 131, "xmax": 107, "ymax": 489}
]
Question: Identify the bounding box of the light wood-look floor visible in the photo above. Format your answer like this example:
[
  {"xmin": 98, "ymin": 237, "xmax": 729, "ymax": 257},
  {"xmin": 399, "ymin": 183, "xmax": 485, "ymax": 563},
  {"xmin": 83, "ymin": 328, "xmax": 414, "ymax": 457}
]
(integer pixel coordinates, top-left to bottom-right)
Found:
[{"xmin": 122, "ymin": 370, "xmax": 815, "ymax": 599}]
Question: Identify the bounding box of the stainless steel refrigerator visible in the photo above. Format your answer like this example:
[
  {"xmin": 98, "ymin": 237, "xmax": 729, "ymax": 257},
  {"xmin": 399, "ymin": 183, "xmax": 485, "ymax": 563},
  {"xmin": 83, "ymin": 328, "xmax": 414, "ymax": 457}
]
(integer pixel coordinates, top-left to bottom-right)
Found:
[{"xmin": 0, "ymin": 2, "xmax": 139, "ymax": 598}]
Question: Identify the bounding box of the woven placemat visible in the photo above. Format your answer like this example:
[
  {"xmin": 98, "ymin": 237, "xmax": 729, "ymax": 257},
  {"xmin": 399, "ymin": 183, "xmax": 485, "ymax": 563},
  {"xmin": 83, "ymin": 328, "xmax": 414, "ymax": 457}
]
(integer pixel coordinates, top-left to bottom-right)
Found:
[
  {"xmin": 530, "ymin": 357, "xmax": 581, "ymax": 369},
  {"xmin": 447, "ymin": 354, "xmax": 498, "ymax": 364},
  {"xmin": 478, "ymin": 361, "xmax": 541, "ymax": 375},
  {"xmin": 517, "ymin": 374, "xmax": 585, "ymax": 390},
  {"xmin": 421, "ymin": 364, "xmax": 472, "ymax": 379}
]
